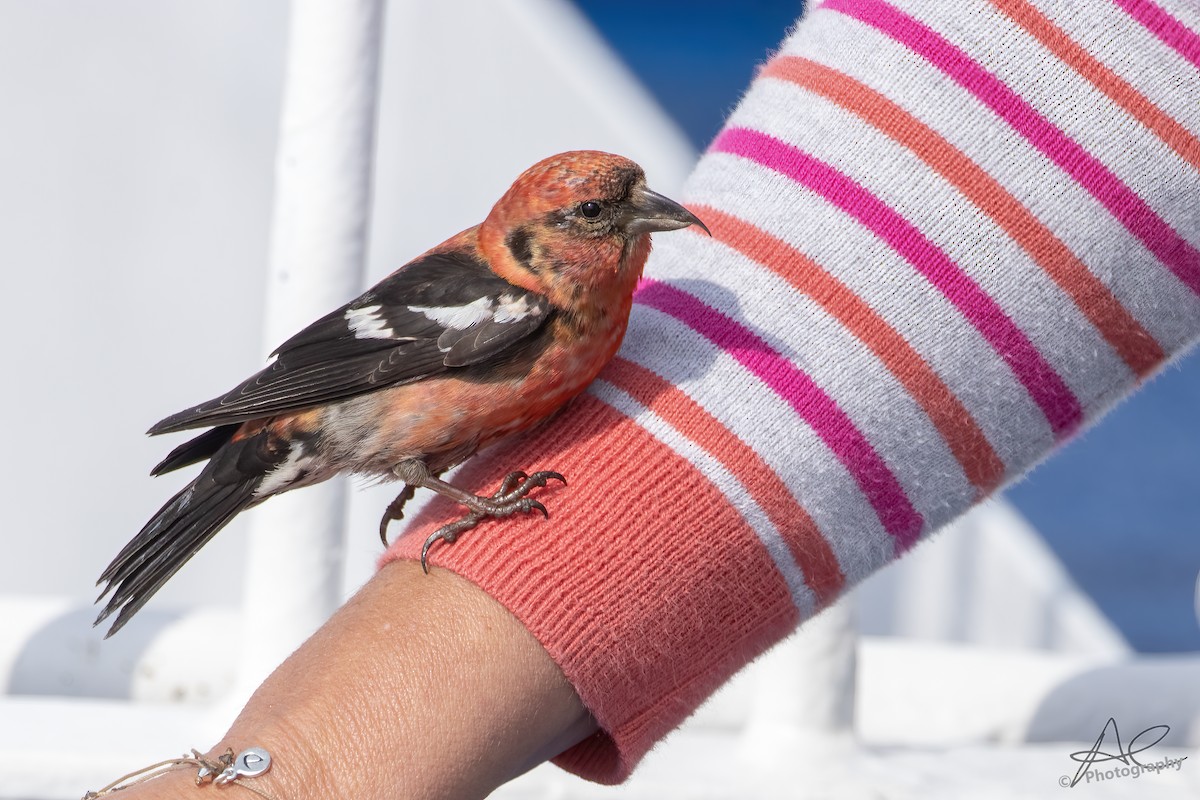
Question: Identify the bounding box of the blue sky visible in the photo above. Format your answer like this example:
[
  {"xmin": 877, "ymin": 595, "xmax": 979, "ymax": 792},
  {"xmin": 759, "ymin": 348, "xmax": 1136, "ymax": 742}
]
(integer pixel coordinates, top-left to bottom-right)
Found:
[{"xmin": 576, "ymin": 0, "xmax": 1200, "ymax": 652}]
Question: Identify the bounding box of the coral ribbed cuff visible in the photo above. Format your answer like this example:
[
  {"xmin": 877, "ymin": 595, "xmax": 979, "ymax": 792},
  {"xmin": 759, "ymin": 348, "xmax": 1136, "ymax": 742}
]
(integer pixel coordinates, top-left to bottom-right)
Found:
[{"xmin": 379, "ymin": 393, "xmax": 798, "ymax": 783}]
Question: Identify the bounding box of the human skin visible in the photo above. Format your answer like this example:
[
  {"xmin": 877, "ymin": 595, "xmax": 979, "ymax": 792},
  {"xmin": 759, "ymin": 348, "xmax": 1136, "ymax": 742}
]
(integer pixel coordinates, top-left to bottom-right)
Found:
[{"xmin": 101, "ymin": 561, "xmax": 595, "ymax": 800}]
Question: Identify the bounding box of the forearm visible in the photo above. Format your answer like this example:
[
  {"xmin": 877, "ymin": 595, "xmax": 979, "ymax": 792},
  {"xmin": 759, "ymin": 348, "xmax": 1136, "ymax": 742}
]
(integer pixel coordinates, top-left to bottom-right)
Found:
[{"xmin": 107, "ymin": 562, "xmax": 592, "ymax": 800}]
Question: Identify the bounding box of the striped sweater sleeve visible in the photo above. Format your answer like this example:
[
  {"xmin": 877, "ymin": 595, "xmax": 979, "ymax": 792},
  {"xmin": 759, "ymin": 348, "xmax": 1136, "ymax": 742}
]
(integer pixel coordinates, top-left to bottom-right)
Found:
[{"xmin": 381, "ymin": 0, "xmax": 1200, "ymax": 783}]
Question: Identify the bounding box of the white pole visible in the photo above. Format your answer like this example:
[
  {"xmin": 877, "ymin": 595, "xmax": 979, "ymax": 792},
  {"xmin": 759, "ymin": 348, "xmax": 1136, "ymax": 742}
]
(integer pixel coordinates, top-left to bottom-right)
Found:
[{"xmin": 238, "ymin": 0, "xmax": 386, "ymax": 685}]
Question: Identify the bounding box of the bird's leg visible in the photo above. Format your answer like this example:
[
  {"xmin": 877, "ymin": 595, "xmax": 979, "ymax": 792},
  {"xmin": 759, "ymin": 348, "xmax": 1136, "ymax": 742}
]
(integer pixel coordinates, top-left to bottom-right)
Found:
[
  {"xmin": 388, "ymin": 459, "xmax": 566, "ymax": 573},
  {"xmin": 378, "ymin": 483, "xmax": 418, "ymax": 545}
]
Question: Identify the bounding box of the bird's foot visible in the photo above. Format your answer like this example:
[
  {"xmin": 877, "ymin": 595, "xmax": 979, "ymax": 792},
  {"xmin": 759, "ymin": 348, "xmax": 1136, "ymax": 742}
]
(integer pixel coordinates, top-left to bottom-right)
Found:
[{"xmin": 420, "ymin": 470, "xmax": 566, "ymax": 573}]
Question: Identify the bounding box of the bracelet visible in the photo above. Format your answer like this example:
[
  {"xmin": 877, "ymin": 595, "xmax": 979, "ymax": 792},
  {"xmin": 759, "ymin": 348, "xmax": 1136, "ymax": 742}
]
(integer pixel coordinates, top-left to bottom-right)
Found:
[{"xmin": 82, "ymin": 747, "xmax": 275, "ymax": 800}]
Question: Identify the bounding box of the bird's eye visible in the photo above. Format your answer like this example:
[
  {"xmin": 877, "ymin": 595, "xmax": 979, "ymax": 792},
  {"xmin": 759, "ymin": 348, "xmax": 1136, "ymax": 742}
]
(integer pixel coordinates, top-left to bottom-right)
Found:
[{"xmin": 579, "ymin": 200, "xmax": 602, "ymax": 219}]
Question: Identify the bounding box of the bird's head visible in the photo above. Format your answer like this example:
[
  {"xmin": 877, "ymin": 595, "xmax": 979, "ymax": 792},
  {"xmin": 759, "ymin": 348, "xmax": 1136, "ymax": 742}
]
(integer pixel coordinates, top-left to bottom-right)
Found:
[{"xmin": 478, "ymin": 151, "xmax": 708, "ymax": 310}]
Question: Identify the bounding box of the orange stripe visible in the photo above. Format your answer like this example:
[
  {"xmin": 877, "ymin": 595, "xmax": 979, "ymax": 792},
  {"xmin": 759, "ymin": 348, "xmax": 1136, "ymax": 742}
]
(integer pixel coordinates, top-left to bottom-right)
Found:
[
  {"xmin": 693, "ymin": 205, "xmax": 1006, "ymax": 497},
  {"xmin": 601, "ymin": 356, "xmax": 845, "ymax": 603},
  {"xmin": 762, "ymin": 56, "xmax": 1164, "ymax": 378},
  {"xmin": 990, "ymin": 0, "xmax": 1200, "ymax": 173}
]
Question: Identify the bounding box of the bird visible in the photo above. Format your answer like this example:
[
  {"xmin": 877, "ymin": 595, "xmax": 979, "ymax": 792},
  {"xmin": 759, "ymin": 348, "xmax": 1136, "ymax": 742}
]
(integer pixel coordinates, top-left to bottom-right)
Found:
[{"xmin": 94, "ymin": 150, "xmax": 708, "ymax": 637}]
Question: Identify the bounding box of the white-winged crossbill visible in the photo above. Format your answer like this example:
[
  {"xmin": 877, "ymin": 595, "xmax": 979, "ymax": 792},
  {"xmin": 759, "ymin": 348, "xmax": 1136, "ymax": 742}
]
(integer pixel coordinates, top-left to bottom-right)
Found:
[{"xmin": 95, "ymin": 151, "xmax": 707, "ymax": 637}]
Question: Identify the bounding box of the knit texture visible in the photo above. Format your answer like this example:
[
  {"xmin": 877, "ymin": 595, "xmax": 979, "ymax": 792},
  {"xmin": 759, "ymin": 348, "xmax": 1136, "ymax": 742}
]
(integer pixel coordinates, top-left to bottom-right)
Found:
[{"xmin": 382, "ymin": 0, "xmax": 1200, "ymax": 783}]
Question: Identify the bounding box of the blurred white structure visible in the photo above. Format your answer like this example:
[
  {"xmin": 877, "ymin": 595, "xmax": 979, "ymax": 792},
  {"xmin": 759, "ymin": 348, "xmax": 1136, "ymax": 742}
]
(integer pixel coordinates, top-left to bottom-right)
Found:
[
  {"xmin": 239, "ymin": 0, "xmax": 384, "ymax": 690},
  {"xmin": 0, "ymin": 2, "xmax": 1197, "ymax": 799}
]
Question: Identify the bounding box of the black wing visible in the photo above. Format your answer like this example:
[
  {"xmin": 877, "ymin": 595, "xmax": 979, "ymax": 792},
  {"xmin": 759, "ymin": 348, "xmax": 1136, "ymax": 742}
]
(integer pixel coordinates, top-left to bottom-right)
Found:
[{"xmin": 149, "ymin": 250, "xmax": 553, "ymax": 434}]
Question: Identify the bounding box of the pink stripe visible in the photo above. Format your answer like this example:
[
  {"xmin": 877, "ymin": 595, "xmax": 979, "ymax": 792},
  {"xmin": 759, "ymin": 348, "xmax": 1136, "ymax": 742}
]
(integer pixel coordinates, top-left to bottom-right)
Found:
[
  {"xmin": 713, "ymin": 127, "xmax": 1083, "ymax": 437},
  {"xmin": 826, "ymin": 0, "xmax": 1200, "ymax": 298},
  {"xmin": 633, "ymin": 279, "xmax": 923, "ymax": 551},
  {"xmin": 1115, "ymin": 0, "xmax": 1200, "ymax": 69}
]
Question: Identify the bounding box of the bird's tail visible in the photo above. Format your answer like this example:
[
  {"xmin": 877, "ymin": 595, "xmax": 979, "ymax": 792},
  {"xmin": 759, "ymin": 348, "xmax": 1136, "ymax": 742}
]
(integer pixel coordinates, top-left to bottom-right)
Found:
[{"xmin": 95, "ymin": 467, "xmax": 259, "ymax": 638}]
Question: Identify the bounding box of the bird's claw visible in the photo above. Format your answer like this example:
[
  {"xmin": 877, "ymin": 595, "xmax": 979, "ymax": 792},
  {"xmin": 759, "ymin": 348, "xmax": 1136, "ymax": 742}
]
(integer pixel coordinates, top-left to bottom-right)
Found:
[
  {"xmin": 494, "ymin": 470, "xmax": 529, "ymax": 497},
  {"xmin": 419, "ymin": 471, "xmax": 564, "ymax": 572},
  {"xmin": 421, "ymin": 513, "xmax": 482, "ymax": 574},
  {"xmin": 535, "ymin": 470, "xmax": 567, "ymax": 487},
  {"xmin": 379, "ymin": 484, "xmax": 418, "ymax": 545},
  {"xmin": 491, "ymin": 470, "xmax": 566, "ymax": 504}
]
